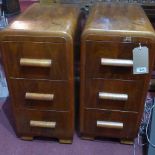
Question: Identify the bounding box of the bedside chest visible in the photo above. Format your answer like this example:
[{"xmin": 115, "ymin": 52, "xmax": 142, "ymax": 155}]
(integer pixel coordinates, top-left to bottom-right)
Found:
[
  {"xmin": 80, "ymin": 3, "xmax": 155, "ymax": 144},
  {"xmin": 0, "ymin": 3, "xmax": 79, "ymax": 143}
]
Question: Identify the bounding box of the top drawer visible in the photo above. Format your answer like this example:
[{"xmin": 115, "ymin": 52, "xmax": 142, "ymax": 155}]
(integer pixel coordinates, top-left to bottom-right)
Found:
[
  {"xmin": 2, "ymin": 41, "xmax": 70, "ymax": 80},
  {"xmin": 85, "ymin": 41, "xmax": 151, "ymax": 80}
]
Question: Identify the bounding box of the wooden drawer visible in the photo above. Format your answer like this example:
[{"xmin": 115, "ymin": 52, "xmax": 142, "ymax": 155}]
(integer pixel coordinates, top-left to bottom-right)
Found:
[
  {"xmin": 15, "ymin": 109, "xmax": 73, "ymax": 139},
  {"xmin": 85, "ymin": 79, "xmax": 144, "ymax": 112},
  {"xmin": 85, "ymin": 41, "xmax": 151, "ymax": 80},
  {"xmin": 9, "ymin": 78, "xmax": 70, "ymax": 111},
  {"xmin": 81, "ymin": 109, "xmax": 138, "ymax": 139},
  {"xmin": 2, "ymin": 41, "xmax": 69, "ymax": 80}
]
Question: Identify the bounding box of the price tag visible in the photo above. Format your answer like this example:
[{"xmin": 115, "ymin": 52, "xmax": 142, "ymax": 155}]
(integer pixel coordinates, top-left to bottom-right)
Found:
[{"xmin": 133, "ymin": 46, "xmax": 149, "ymax": 74}]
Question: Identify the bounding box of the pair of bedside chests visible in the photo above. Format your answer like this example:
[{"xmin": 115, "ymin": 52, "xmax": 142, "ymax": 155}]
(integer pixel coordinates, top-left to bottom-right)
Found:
[{"xmin": 1, "ymin": 3, "xmax": 155, "ymax": 144}]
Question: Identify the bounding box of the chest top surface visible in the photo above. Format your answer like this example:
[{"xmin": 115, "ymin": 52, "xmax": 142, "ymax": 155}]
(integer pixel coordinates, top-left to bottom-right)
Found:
[
  {"xmin": 83, "ymin": 3, "xmax": 155, "ymax": 39},
  {"xmin": 1, "ymin": 3, "xmax": 79, "ymax": 40}
]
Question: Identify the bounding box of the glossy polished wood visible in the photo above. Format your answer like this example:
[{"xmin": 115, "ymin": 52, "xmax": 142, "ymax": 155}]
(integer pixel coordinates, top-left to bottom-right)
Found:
[
  {"xmin": 85, "ymin": 41, "xmax": 154, "ymax": 80},
  {"xmin": 85, "ymin": 79, "xmax": 144, "ymax": 112},
  {"xmin": 2, "ymin": 39, "xmax": 69, "ymax": 80},
  {"xmin": 1, "ymin": 3, "xmax": 79, "ymax": 143},
  {"xmin": 9, "ymin": 78, "xmax": 70, "ymax": 111},
  {"xmin": 82, "ymin": 109, "xmax": 138, "ymax": 139},
  {"xmin": 83, "ymin": 3, "xmax": 155, "ymax": 39},
  {"xmin": 80, "ymin": 3, "xmax": 155, "ymax": 143},
  {"xmin": 1, "ymin": 3, "xmax": 79, "ymax": 40},
  {"xmin": 15, "ymin": 108, "xmax": 73, "ymax": 140}
]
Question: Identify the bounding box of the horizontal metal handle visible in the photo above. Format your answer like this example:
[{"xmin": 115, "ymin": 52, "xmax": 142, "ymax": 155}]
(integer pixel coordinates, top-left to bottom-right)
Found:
[
  {"xmin": 30, "ymin": 120, "xmax": 56, "ymax": 128},
  {"xmin": 97, "ymin": 120, "xmax": 123, "ymax": 129},
  {"xmin": 25, "ymin": 92, "xmax": 54, "ymax": 101},
  {"xmin": 99, "ymin": 92, "xmax": 128, "ymax": 101},
  {"xmin": 101, "ymin": 58, "xmax": 133, "ymax": 67},
  {"xmin": 20, "ymin": 58, "xmax": 52, "ymax": 67}
]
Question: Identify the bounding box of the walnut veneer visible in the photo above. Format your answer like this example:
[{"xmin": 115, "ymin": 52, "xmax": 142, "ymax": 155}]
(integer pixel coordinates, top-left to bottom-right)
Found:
[
  {"xmin": 80, "ymin": 3, "xmax": 155, "ymax": 143},
  {"xmin": 0, "ymin": 3, "xmax": 79, "ymax": 143}
]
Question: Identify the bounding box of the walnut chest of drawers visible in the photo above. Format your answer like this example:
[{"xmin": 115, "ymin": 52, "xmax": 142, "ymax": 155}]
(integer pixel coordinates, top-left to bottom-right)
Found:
[
  {"xmin": 0, "ymin": 3, "xmax": 79, "ymax": 143},
  {"xmin": 80, "ymin": 3, "xmax": 155, "ymax": 143}
]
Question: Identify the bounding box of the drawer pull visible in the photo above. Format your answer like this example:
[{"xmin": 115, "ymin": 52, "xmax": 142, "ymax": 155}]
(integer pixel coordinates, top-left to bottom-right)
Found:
[
  {"xmin": 25, "ymin": 92, "xmax": 54, "ymax": 101},
  {"xmin": 99, "ymin": 92, "xmax": 128, "ymax": 101},
  {"xmin": 20, "ymin": 58, "xmax": 52, "ymax": 67},
  {"xmin": 97, "ymin": 121, "xmax": 123, "ymax": 129},
  {"xmin": 101, "ymin": 58, "xmax": 133, "ymax": 67},
  {"xmin": 30, "ymin": 120, "xmax": 56, "ymax": 128}
]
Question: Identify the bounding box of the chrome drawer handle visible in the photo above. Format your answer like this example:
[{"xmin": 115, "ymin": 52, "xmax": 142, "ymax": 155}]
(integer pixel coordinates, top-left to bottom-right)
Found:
[
  {"xmin": 99, "ymin": 92, "xmax": 128, "ymax": 101},
  {"xmin": 20, "ymin": 58, "xmax": 52, "ymax": 67},
  {"xmin": 30, "ymin": 120, "xmax": 56, "ymax": 128},
  {"xmin": 97, "ymin": 120, "xmax": 123, "ymax": 129},
  {"xmin": 101, "ymin": 58, "xmax": 133, "ymax": 67},
  {"xmin": 25, "ymin": 92, "xmax": 54, "ymax": 101}
]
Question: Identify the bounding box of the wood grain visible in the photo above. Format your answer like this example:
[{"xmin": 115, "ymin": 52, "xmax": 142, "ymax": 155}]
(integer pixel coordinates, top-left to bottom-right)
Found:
[
  {"xmin": 0, "ymin": 3, "xmax": 79, "ymax": 142},
  {"xmin": 9, "ymin": 78, "xmax": 70, "ymax": 111},
  {"xmin": 80, "ymin": 3, "xmax": 155, "ymax": 142}
]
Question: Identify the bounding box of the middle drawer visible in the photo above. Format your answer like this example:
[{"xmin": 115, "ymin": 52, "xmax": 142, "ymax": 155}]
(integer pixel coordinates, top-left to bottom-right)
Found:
[
  {"xmin": 9, "ymin": 78, "xmax": 70, "ymax": 111},
  {"xmin": 85, "ymin": 79, "xmax": 144, "ymax": 112}
]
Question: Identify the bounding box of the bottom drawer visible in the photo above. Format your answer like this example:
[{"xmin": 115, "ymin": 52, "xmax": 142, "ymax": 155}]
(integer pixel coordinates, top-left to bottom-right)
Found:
[
  {"xmin": 81, "ymin": 109, "xmax": 138, "ymax": 139},
  {"xmin": 14, "ymin": 109, "xmax": 73, "ymax": 139}
]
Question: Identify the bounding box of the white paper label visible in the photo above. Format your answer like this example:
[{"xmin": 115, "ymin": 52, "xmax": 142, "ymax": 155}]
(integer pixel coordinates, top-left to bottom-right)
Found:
[
  {"xmin": 136, "ymin": 67, "xmax": 147, "ymax": 73},
  {"xmin": 133, "ymin": 46, "xmax": 149, "ymax": 74}
]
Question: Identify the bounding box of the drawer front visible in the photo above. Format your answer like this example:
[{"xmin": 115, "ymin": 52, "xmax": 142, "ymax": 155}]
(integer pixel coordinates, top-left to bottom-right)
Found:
[
  {"xmin": 9, "ymin": 79, "xmax": 70, "ymax": 111},
  {"xmin": 85, "ymin": 79, "xmax": 144, "ymax": 112},
  {"xmin": 15, "ymin": 109, "xmax": 73, "ymax": 139},
  {"xmin": 85, "ymin": 41, "xmax": 150, "ymax": 80},
  {"xmin": 82, "ymin": 109, "xmax": 138, "ymax": 139},
  {"xmin": 2, "ymin": 41, "xmax": 69, "ymax": 80}
]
